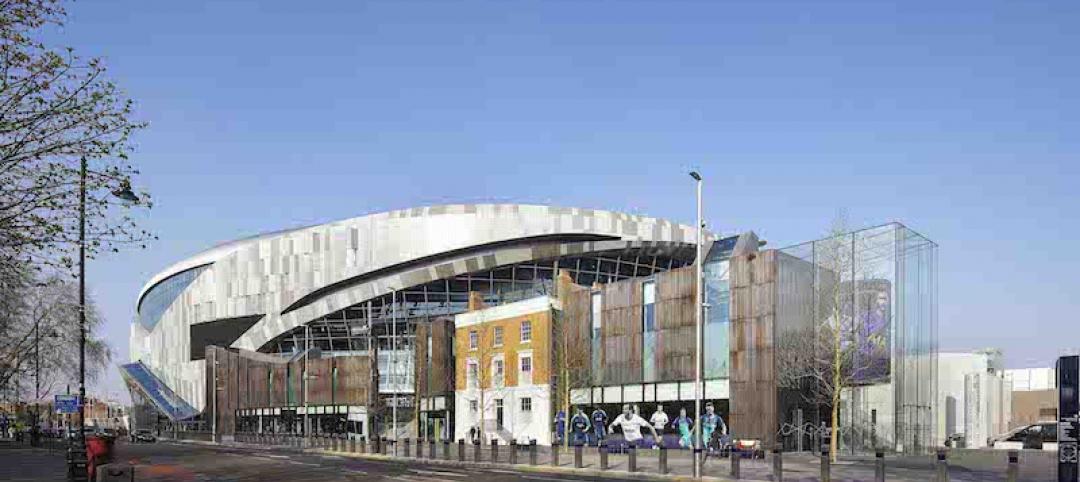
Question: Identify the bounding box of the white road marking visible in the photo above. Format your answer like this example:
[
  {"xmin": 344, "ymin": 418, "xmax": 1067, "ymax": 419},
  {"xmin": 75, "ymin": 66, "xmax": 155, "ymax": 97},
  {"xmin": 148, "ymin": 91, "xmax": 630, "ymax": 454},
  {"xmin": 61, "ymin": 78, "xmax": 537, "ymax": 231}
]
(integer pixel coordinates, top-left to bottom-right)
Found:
[
  {"xmin": 286, "ymin": 460, "xmax": 321, "ymax": 467},
  {"xmin": 409, "ymin": 468, "xmax": 467, "ymax": 477},
  {"xmin": 523, "ymin": 476, "xmax": 581, "ymax": 482}
]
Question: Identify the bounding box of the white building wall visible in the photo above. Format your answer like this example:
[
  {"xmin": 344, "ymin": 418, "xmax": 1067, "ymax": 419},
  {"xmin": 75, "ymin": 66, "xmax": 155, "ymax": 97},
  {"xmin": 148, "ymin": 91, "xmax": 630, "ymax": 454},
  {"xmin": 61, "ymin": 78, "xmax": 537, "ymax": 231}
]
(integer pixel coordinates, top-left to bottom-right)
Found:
[
  {"xmin": 455, "ymin": 384, "xmax": 551, "ymax": 446},
  {"xmin": 1004, "ymin": 367, "xmax": 1056, "ymax": 391},
  {"xmin": 937, "ymin": 352, "xmax": 1010, "ymax": 447}
]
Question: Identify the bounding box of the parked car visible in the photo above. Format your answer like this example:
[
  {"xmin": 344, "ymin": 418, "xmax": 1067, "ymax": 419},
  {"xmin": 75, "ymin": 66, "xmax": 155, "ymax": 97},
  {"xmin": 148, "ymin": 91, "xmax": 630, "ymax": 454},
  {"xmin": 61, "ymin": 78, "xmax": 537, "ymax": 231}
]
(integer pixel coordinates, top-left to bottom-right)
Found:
[
  {"xmin": 991, "ymin": 422, "xmax": 1058, "ymax": 451},
  {"xmin": 132, "ymin": 429, "xmax": 156, "ymax": 443}
]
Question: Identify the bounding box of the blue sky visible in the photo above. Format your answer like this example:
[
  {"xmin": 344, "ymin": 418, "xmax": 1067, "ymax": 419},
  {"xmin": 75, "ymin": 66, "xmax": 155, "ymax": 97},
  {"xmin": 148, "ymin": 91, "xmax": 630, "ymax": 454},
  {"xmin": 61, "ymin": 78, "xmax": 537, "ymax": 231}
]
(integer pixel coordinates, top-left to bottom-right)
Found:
[{"xmin": 52, "ymin": 0, "xmax": 1078, "ymax": 399}]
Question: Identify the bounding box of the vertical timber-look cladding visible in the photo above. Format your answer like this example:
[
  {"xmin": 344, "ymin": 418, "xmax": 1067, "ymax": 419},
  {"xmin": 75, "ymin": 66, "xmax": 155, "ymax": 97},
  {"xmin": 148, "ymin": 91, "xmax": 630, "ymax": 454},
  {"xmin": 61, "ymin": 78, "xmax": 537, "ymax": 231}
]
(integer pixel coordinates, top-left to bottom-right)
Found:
[
  {"xmin": 334, "ymin": 356, "xmax": 372, "ymax": 405},
  {"xmin": 415, "ymin": 322, "xmax": 430, "ymax": 398},
  {"xmin": 601, "ymin": 280, "xmax": 635, "ymax": 385},
  {"xmin": 270, "ymin": 363, "xmax": 287, "ymax": 407},
  {"xmin": 308, "ymin": 357, "xmax": 333, "ymax": 405},
  {"xmin": 430, "ymin": 317, "xmax": 455, "ymax": 395},
  {"xmin": 729, "ymin": 250, "xmax": 779, "ymax": 448},
  {"xmin": 656, "ymin": 267, "xmax": 695, "ymax": 381}
]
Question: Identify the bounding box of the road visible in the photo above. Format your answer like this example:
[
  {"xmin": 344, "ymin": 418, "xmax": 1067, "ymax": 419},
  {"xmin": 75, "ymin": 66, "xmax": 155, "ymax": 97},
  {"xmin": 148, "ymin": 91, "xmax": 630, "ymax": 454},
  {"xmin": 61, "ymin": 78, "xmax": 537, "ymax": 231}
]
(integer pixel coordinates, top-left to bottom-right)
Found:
[{"xmin": 116, "ymin": 441, "xmax": 624, "ymax": 482}]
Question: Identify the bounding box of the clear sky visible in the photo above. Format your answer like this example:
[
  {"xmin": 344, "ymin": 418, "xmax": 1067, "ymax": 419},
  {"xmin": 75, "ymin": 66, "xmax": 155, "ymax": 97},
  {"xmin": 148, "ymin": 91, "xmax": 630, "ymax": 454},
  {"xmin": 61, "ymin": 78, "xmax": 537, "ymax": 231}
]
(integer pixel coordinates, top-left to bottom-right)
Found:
[{"xmin": 51, "ymin": 1, "xmax": 1078, "ymax": 400}]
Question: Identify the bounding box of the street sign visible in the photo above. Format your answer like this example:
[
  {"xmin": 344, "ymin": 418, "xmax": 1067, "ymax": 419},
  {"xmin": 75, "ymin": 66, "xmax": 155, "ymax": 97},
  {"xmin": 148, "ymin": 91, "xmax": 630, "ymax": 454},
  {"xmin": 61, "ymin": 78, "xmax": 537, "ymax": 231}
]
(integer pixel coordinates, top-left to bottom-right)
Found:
[
  {"xmin": 1058, "ymin": 355, "xmax": 1079, "ymax": 482},
  {"xmin": 55, "ymin": 394, "xmax": 80, "ymax": 414}
]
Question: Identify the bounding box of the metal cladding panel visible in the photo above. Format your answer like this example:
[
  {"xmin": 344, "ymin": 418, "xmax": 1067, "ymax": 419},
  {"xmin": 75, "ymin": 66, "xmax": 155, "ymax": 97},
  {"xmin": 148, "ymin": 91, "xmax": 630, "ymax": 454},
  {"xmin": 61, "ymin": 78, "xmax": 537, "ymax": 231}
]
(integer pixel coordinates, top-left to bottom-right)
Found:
[
  {"xmin": 728, "ymin": 250, "xmax": 779, "ymax": 448},
  {"xmin": 334, "ymin": 356, "xmax": 372, "ymax": 406},
  {"xmin": 133, "ymin": 204, "xmax": 704, "ymax": 410},
  {"xmin": 270, "ymin": 364, "xmax": 287, "ymax": 406},
  {"xmin": 307, "ymin": 357, "xmax": 333, "ymax": 405}
]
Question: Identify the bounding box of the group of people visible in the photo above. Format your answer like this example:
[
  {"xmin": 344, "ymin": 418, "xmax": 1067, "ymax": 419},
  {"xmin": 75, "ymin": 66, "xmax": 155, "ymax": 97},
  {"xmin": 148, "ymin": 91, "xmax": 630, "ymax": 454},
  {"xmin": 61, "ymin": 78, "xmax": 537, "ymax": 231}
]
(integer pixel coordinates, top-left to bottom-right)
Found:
[{"xmin": 555, "ymin": 403, "xmax": 728, "ymax": 450}]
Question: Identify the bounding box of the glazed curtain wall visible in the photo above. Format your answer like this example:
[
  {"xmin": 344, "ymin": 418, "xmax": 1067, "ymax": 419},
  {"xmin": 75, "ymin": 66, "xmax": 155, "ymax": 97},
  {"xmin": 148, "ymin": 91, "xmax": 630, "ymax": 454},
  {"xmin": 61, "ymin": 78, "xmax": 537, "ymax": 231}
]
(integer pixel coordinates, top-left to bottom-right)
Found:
[{"xmin": 774, "ymin": 223, "xmax": 937, "ymax": 454}]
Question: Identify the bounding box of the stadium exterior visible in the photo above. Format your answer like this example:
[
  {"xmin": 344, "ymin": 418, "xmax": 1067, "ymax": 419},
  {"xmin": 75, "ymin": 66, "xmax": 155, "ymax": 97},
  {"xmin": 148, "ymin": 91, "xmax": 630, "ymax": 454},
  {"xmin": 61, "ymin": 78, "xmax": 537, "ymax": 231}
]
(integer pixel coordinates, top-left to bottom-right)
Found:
[{"xmin": 124, "ymin": 204, "xmax": 939, "ymax": 454}]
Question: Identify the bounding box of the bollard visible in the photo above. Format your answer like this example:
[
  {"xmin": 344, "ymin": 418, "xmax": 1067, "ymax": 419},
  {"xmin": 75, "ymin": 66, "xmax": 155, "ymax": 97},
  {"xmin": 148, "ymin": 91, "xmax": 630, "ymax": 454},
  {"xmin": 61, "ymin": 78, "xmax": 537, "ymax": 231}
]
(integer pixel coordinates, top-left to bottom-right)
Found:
[
  {"xmin": 658, "ymin": 445, "xmax": 668, "ymax": 474},
  {"xmin": 404, "ymin": 438, "xmax": 411, "ymax": 458},
  {"xmin": 1006, "ymin": 450, "xmax": 1018, "ymax": 482},
  {"xmin": 351, "ymin": 437, "xmax": 357, "ymax": 453},
  {"xmin": 693, "ymin": 448, "xmax": 702, "ymax": 478},
  {"xmin": 772, "ymin": 447, "xmax": 783, "ymax": 482},
  {"xmin": 551, "ymin": 444, "xmax": 560, "ymax": 466},
  {"xmin": 599, "ymin": 443, "xmax": 609, "ymax": 470},
  {"xmin": 821, "ymin": 446, "xmax": 831, "ymax": 482},
  {"xmin": 359, "ymin": 436, "xmax": 367, "ymax": 454},
  {"xmin": 529, "ymin": 440, "xmax": 538, "ymax": 465},
  {"xmin": 628, "ymin": 445, "xmax": 637, "ymax": 473},
  {"xmin": 509, "ymin": 440, "xmax": 518, "ymax": 464},
  {"xmin": 333, "ymin": 435, "xmax": 339, "ymax": 452},
  {"xmin": 731, "ymin": 447, "xmax": 740, "ymax": 479},
  {"xmin": 473, "ymin": 440, "xmax": 481, "ymax": 463},
  {"xmin": 458, "ymin": 439, "xmax": 466, "ymax": 462},
  {"xmin": 935, "ymin": 448, "xmax": 949, "ymax": 482},
  {"xmin": 875, "ymin": 451, "xmax": 885, "ymax": 482},
  {"xmin": 443, "ymin": 440, "xmax": 450, "ymax": 460},
  {"xmin": 430, "ymin": 439, "xmax": 436, "ymax": 459},
  {"xmin": 491, "ymin": 439, "xmax": 499, "ymax": 463},
  {"xmin": 417, "ymin": 438, "xmax": 423, "ymax": 458},
  {"xmin": 574, "ymin": 443, "xmax": 583, "ymax": 468}
]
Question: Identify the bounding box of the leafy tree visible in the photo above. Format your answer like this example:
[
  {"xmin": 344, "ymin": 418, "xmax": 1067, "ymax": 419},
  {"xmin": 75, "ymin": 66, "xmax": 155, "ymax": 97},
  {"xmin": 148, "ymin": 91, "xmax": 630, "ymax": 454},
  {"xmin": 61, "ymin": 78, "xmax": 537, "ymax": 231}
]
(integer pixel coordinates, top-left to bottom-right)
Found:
[{"xmin": 0, "ymin": 0, "xmax": 152, "ymax": 277}]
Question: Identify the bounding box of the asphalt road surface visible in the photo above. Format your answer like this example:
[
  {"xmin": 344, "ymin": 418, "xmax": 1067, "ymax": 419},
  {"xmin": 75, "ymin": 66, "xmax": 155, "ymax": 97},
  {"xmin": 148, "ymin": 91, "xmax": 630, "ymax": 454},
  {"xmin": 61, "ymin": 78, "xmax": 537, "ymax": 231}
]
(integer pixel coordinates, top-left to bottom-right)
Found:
[{"xmin": 117, "ymin": 441, "xmax": 626, "ymax": 482}]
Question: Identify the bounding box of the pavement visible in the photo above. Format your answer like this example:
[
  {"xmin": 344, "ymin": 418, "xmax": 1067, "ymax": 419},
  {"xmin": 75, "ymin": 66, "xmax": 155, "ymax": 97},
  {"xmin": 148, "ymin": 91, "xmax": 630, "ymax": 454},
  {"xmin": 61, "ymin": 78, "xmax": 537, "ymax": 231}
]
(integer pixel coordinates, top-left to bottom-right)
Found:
[{"xmin": 0, "ymin": 436, "xmax": 1060, "ymax": 481}]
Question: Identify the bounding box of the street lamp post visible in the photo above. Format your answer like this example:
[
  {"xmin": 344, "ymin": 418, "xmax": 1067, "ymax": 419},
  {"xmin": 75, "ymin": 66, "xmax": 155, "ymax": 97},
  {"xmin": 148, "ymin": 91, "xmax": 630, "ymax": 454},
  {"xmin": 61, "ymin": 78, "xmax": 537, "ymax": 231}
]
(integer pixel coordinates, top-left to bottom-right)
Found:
[
  {"xmin": 390, "ymin": 288, "xmax": 398, "ymax": 455},
  {"xmin": 70, "ymin": 157, "xmax": 140, "ymax": 481},
  {"xmin": 689, "ymin": 170, "xmax": 704, "ymax": 478}
]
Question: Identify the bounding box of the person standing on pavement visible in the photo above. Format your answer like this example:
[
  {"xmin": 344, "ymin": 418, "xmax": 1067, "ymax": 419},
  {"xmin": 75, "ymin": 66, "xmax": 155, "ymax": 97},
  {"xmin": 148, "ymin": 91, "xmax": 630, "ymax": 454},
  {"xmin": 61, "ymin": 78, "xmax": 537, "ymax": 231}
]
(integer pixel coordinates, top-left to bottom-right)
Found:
[
  {"xmin": 609, "ymin": 404, "xmax": 658, "ymax": 449},
  {"xmin": 570, "ymin": 408, "xmax": 591, "ymax": 446},
  {"xmin": 591, "ymin": 407, "xmax": 608, "ymax": 446}
]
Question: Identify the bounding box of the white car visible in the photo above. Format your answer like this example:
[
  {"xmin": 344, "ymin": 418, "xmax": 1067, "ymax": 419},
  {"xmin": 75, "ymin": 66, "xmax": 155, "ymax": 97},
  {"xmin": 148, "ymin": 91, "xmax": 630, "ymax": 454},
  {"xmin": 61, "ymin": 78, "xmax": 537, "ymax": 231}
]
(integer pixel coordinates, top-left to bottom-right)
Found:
[{"xmin": 991, "ymin": 422, "xmax": 1058, "ymax": 451}]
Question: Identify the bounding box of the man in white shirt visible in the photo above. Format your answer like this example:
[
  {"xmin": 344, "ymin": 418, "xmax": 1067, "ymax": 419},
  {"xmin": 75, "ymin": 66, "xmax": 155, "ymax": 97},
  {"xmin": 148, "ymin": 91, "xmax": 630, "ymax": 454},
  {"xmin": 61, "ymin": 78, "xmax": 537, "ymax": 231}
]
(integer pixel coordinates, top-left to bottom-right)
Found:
[{"xmin": 609, "ymin": 404, "xmax": 659, "ymax": 449}]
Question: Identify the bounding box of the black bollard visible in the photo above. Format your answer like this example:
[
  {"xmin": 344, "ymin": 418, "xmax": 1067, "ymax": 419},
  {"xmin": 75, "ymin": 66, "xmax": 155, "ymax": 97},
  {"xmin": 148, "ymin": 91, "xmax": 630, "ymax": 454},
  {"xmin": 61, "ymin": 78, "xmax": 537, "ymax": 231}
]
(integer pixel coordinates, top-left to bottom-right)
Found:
[
  {"xmin": 474, "ymin": 439, "xmax": 481, "ymax": 463},
  {"xmin": 1006, "ymin": 450, "xmax": 1018, "ymax": 482},
  {"xmin": 821, "ymin": 445, "xmax": 831, "ymax": 482},
  {"xmin": 490, "ymin": 438, "xmax": 499, "ymax": 463},
  {"xmin": 627, "ymin": 445, "xmax": 637, "ymax": 473},
  {"xmin": 574, "ymin": 443, "xmax": 583, "ymax": 468},
  {"xmin": 599, "ymin": 443, "xmax": 609, "ymax": 470},
  {"xmin": 404, "ymin": 438, "xmax": 411, "ymax": 458},
  {"xmin": 551, "ymin": 444, "xmax": 560, "ymax": 466},
  {"xmin": 658, "ymin": 445, "xmax": 668, "ymax": 474},
  {"xmin": 731, "ymin": 447, "xmax": 740, "ymax": 479},
  {"xmin": 416, "ymin": 438, "xmax": 423, "ymax": 458},
  {"xmin": 443, "ymin": 440, "xmax": 450, "ymax": 460},
  {"xmin": 509, "ymin": 440, "xmax": 518, "ymax": 464},
  {"xmin": 875, "ymin": 451, "xmax": 885, "ymax": 482},
  {"xmin": 458, "ymin": 439, "xmax": 465, "ymax": 462},
  {"xmin": 772, "ymin": 447, "xmax": 783, "ymax": 482},
  {"xmin": 430, "ymin": 439, "xmax": 436, "ymax": 459},
  {"xmin": 935, "ymin": 448, "xmax": 948, "ymax": 482},
  {"xmin": 529, "ymin": 440, "xmax": 537, "ymax": 465}
]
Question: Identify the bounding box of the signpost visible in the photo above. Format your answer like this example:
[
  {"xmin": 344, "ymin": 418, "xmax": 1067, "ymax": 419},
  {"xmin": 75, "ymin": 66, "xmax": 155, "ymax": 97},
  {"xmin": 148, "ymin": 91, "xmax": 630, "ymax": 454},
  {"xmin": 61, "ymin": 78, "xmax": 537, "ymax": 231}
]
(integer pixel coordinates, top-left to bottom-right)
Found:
[
  {"xmin": 55, "ymin": 395, "xmax": 80, "ymax": 414},
  {"xmin": 1058, "ymin": 355, "xmax": 1079, "ymax": 482}
]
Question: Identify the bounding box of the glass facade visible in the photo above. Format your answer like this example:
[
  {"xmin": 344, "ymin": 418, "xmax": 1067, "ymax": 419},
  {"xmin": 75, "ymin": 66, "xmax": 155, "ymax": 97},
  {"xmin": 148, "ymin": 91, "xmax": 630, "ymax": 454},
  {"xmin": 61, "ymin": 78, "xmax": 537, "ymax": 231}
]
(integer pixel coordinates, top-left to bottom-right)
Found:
[
  {"xmin": 642, "ymin": 280, "xmax": 657, "ymax": 382},
  {"xmin": 774, "ymin": 223, "xmax": 937, "ymax": 454},
  {"xmin": 703, "ymin": 236, "xmax": 738, "ymax": 379},
  {"xmin": 136, "ymin": 265, "xmax": 210, "ymax": 330}
]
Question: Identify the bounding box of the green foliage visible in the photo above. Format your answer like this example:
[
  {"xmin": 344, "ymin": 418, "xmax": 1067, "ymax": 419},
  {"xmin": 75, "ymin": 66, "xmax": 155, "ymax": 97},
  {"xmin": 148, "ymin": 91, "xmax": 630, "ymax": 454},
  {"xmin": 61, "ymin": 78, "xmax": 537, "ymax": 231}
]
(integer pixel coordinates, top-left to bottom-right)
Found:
[{"xmin": 0, "ymin": 0, "xmax": 153, "ymax": 276}]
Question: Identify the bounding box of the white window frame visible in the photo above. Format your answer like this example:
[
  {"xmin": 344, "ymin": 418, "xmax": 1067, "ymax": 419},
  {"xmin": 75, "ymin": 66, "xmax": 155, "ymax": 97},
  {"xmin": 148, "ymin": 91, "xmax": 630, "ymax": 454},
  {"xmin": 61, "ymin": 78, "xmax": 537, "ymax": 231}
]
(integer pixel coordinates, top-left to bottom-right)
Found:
[
  {"xmin": 469, "ymin": 330, "xmax": 478, "ymax": 351},
  {"xmin": 466, "ymin": 358, "xmax": 479, "ymax": 388},
  {"xmin": 493, "ymin": 326, "xmax": 504, "ymax": 347},
  {"xmin": 520, "ymin": 397, "xmax": 532, "ymax": 412},
  {"xmin": 492, "ymin": 355, "xmax": 505, "ymax": 387},
  {"xmin": 469, "ymin": 399, "xmax": 478, "ymax": 412},
  {"xmin": 520, "ymin": 319, "xmax": 532, "ymax": 343}
]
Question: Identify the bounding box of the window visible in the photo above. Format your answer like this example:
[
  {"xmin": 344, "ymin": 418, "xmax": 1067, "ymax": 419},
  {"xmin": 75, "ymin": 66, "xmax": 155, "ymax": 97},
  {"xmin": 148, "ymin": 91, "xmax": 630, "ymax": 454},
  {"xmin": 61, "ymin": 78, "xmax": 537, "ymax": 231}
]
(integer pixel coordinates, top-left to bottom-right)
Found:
[
  {"xmin": 466, "ymin": 360, "xmax": 479, "ymax": 388},
  {"xmin": 469, "ymin": 330, "xmax": 478, "ymax": 350},
  {"xmin": 470, "ymin": 400, "xmax": 478, "ymax": 412},
  {"xmin": 591, "ymin": 291, "xmax": 602, "ymax": 377},
  {"xmin": 494, "ymin": 358, "xmax": 505, "ymax": 385},
  {"xmin": 493, "ymin": 326, "xmax": 504, "ymax": 347},
  {"xmin": 520, "ymin": 320, "xmax": 532, "ymax": 343},
  {"xmin": 521, "ymin": 397, "xmax": 532, "ymax": 412},
  {"xmin": 642, "ymin": 281, "xmax": 656, "ymax": 332},
  {"xmin": 642, "ymin": 280, "xmax": 657, "ymax": 381},
  {"xmin": 495, "ymin": 399, "xmax": 504, "ymax": 428},
  {"xmin": 520, "ymin": 355, "xmax": 532, "ymax": 373}
]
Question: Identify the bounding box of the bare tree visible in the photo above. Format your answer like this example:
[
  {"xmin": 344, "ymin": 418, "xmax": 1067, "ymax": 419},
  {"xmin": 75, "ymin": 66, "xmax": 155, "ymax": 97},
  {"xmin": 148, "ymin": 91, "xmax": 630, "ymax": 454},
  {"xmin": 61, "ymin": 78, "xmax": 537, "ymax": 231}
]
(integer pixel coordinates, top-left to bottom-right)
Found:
[
  {"xmin": 0, "ymin": 270, "xmax": 111, "ymax": 400},
  {"xmin": 775, "ymin": 214, "xmax": 890, "ymax": 460},
  {"xmin": 0, "ymin": 0, "xmax": 153, "ymax": 276},
  {"xmin": 550, "ymin": 278, "xmax": 593, "ymax": 448},
  {"xmin": 455, "ymin": 312, "xmax": 507, "ymax": 444}
]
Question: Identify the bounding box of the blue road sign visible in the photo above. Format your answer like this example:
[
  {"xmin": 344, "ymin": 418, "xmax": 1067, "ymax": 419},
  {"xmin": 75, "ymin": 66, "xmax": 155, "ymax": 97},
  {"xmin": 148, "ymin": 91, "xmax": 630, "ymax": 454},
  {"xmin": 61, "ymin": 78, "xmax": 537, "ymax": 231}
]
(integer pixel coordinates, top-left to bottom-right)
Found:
[{"xmin": 55, "ymin": 395, "xmax": 80, "ymax": 414}]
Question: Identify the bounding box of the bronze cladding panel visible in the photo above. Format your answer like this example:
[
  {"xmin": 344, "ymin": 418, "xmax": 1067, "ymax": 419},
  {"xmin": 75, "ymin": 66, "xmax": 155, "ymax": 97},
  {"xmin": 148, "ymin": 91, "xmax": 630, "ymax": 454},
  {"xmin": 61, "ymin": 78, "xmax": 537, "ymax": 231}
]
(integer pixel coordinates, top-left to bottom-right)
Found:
[
  {"xmin": 334, "ymin": 356, "xmax": 372, "ymax": 405},
  {"xmin": 270, "ymin": 364, "xmax": 287, "ymax": 406},
  {"xmin": 307, "ymin": 357, "xmax": 333, "ymax": 405},
  {"xmin": 415, "ymin": 322, "xmax": 429, "ymax": 397},
  {"xmin": 729, "ymin": 250, "xmax": 779, "ymax": 448}
]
